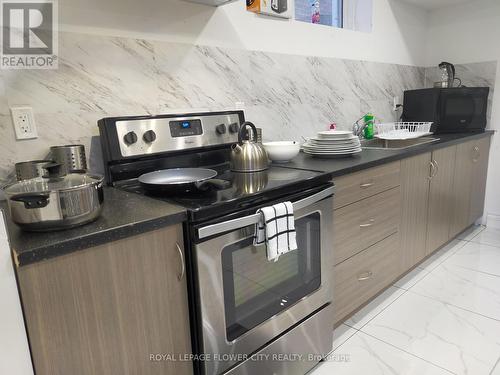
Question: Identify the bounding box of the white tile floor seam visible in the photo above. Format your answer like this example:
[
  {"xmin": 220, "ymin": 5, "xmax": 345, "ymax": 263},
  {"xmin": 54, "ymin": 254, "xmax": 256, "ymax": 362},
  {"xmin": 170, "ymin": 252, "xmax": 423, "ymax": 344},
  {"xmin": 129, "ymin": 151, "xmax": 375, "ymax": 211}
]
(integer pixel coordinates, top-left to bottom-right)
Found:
[
  {"xmin": 393, "ymin": 266, "xmax": 432, "ymax": 290},
  {"xmin": 311, "ymin": 328, "xmax": 457, "ymax": 375},
  {"xmin": 445, "ymin": 264, "xmax": 500, "ymax": 279},
  {"xmin": 469, "ymin": 226, "xmax": 500, "ymax": 248},
  {"xmin": 417, "ymin": 239, "xmax": 469, "ymax": 272},
  {"xmin": 444, "ymin": 241, "xmax": 500, "ymax": 277},
  {"xmin": 404, "ymin": 287, "xmax": 500, "ymax": 324},
  {"xmin": 359, "ymin": 291, "xmax": 500, "ymax": 374},
  {"xmin": 457, "ymin": 225, "xmax": 486, "ymax": 241},
  {"xmin": 309, "ymin": 225, "xmax": 500, "ymax": 375},
  {"xmin": 331, "ymin": 323, "xmax": 359, "ymax": 352},
  {"xmin": 344, "ymin": 286, "xmax": 409, "ymax": 330},
  {"xmin": 356, "ymin": 330, "xmax": 457, "ymax": 375}
]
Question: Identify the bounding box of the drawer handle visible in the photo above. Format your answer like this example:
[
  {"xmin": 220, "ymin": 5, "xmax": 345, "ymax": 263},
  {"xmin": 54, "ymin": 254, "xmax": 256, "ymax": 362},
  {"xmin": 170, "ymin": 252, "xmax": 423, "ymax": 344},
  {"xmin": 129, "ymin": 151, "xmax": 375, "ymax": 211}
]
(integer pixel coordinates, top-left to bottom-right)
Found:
[
  {"xmin": 176, "ymin": 242, "xmax": 185, "ymax": 281},
  {"xmin": 360, "ymin": 182, "xmax": 374, "ymax": 188},
  {"xmin": 358, "ymin": 271, "xmax": 373, "ymax": 281},
  {"xmin": 360, "ymin": 219, "xmax": 375, "ymax": 228}
]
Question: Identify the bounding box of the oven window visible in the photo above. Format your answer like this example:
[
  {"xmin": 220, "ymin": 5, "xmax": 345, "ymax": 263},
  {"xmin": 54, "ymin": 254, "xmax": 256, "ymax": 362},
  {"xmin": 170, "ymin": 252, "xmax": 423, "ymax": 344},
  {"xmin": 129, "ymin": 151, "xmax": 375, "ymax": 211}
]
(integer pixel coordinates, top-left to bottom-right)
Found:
[{"xmin": 221, "ymin": 212, "xmax": 321, "ymax": 341}]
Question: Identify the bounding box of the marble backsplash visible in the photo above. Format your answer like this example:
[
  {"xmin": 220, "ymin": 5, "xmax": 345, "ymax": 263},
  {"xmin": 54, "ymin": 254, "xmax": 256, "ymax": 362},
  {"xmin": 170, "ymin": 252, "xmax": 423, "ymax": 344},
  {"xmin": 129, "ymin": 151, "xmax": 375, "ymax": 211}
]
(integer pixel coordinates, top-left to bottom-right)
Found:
[
  {"xmin": 0, "ymin": 32, "xmax": 424, "ymax": 183},
  {"xmin": 0, "ymin": 31, "xmax": 496, "ymax": 185}
]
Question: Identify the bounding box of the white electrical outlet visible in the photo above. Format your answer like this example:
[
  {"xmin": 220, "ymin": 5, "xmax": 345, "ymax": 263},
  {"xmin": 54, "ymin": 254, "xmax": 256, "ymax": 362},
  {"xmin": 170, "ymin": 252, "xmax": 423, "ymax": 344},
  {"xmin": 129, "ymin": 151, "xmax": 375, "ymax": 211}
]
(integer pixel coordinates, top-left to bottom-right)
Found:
[
  {"xmin": 11, "ymin": 106, "xmax": 37, "ymax": 140},
  {"xmin": 393, "ymin": 96, "xmax": 400, "ymax": 112}
]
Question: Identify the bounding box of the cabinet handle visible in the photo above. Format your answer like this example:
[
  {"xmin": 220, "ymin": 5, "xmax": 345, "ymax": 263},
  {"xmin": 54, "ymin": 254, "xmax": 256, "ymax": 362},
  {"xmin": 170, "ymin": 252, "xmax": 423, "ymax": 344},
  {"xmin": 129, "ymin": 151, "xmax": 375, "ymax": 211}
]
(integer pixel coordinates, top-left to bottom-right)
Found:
[
  {"xmin": 433, "ymin": 159, "xmax": 439, "ymax": 177},
  {"xmin": 428, "ymin": 160, "xmax": 438, "ymax": 180},
  {"xmin": 360, "ymin": 219, "xmax": 375, "ymax": 228},
  {"xmin": 175, "ymin": 242, "xmax": 185, "ymax": 281},
  {"xmin": 472, "ymin": 146, "xmax": 480, "ymax": 163},
  {"xmin": 360, "ymin": 182, "xmax": 374, "ymax": 188},
  {"xmin": 357, "ymin": 271, "xmax": 373, "ymax": 281},
  {"xmin": 428, "ymin": 161, "xmax": 435, "ymax": 180}
]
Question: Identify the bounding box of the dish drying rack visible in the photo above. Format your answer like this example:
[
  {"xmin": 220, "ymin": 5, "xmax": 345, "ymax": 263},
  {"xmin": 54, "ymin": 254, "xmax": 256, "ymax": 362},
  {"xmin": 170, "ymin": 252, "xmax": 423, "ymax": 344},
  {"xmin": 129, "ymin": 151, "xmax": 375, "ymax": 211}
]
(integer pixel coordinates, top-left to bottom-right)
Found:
[{"xmin": 375, "ymin": 122, "xmax": 433, "ymax": 140}]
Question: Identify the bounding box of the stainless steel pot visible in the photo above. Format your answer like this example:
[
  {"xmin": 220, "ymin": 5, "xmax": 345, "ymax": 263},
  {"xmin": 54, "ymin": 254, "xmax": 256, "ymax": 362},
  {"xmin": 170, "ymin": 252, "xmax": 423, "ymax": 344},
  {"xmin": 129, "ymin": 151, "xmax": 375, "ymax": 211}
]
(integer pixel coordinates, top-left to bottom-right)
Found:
[
  {"xmin": 15, "ymin": 159, "xmax": 54, "ymax": 181},
  {"xmin": 3, "ymin": 164, "xmax": 104, "ymax": 231},
  {"xmin": 230, "ymin": 122, "xmax": 269, "ymax": 172}
]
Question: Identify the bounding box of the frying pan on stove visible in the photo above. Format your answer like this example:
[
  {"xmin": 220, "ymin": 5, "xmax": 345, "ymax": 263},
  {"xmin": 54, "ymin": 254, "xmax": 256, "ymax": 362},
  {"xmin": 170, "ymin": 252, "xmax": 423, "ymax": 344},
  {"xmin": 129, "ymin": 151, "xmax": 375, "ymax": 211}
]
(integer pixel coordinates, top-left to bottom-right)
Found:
[{"xmin": 138, "ymin": 168, "xmax": 230, "ymax": 194}]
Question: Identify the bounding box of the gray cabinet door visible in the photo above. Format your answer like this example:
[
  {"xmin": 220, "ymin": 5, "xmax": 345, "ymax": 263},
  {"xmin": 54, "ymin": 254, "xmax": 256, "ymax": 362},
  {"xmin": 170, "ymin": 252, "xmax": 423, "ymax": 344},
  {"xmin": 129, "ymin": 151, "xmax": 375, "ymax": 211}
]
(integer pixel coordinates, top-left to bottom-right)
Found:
[
  {"xmin": 469, "ymin": 137, "xmax": 491, "ymax": 224},
  {"xmin": 400, "ymin": 152, "xmax": 432, "ymax": 270},
  {"xmin": 18, "ymin": 224, "xmax": 193, "ymax": 375},
  {"xmin": 426, "ymin": 145, "xmax": 457, "ymax": 253},
  {"xmin": 450, "ymin": 141, "xmax": 476, "ymax": 238}
]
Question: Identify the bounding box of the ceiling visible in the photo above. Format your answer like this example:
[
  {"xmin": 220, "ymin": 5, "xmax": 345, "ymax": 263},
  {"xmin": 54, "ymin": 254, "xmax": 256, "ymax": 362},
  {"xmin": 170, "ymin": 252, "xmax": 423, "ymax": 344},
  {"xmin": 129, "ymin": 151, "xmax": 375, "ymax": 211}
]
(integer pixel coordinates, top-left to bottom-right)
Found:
[{"xmin": 396, "ymin": 0, "xmax": 474, "ymax": 10}]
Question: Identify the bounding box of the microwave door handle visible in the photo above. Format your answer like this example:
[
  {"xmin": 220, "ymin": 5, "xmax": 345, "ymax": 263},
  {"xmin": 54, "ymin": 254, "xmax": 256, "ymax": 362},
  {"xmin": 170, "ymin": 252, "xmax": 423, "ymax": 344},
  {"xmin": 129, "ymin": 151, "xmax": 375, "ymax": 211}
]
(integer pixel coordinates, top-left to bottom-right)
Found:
[{"xmin": 197, "ymin": 185, "xmax": 334, "ymax": 239}]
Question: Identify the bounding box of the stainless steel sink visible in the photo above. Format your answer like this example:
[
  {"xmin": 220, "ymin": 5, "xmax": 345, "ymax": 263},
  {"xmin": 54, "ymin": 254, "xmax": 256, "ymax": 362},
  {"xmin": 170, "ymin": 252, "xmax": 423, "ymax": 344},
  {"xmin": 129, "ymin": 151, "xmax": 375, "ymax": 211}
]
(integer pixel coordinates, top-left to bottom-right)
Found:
[{"xmin": 361, "ymin": 137, "xmax": 440, "ymax": 150}]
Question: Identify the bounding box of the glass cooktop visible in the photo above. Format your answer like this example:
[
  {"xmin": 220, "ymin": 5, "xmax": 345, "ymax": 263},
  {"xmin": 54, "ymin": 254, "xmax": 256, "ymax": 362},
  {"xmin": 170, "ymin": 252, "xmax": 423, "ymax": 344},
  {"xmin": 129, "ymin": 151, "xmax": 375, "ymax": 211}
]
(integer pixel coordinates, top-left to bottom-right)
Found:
[{"xmin": 115, "ymin": 163, "xmax": 329, "ymax": 222}]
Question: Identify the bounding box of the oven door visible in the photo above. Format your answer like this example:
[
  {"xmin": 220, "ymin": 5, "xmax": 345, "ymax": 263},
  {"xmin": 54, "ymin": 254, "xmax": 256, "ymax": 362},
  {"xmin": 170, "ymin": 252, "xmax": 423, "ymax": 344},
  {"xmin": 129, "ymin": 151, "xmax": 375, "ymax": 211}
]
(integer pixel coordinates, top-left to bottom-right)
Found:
[
  {"xmin": 438, "ymin": 87, "xmax": 489, "ymax": 132},
  {"xmin": 194, "ymin": 186, "xmax": 333, "ymax": 375}
]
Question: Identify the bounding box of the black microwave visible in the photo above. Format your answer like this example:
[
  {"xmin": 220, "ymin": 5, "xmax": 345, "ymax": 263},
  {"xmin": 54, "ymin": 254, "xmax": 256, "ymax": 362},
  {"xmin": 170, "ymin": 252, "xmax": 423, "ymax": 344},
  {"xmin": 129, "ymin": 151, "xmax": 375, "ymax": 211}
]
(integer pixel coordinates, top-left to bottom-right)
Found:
[{"xmin": 402, "ymin": 87, "xmax": 489, "ymax": 133}]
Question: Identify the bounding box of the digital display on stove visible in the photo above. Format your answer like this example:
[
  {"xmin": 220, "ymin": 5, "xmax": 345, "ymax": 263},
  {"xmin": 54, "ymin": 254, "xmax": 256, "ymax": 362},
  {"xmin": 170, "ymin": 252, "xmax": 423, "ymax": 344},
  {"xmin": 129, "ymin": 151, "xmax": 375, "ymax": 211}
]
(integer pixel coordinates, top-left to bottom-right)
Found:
[{"xmin": 169, "ymin": 119, "xmax": 203, "ymax": 137}]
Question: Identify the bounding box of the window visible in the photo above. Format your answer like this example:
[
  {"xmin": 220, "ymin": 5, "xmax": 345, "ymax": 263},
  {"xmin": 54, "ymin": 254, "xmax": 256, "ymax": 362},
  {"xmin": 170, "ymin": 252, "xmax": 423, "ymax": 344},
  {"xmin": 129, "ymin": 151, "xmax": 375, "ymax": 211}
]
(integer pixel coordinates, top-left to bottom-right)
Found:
[
  {"xmin": 294, "ymin": 0, "xmax": 373, "ymax": 32},
  {"xmin": 294, "ymin": 0, "xmax": 343, "ymax": 27}
]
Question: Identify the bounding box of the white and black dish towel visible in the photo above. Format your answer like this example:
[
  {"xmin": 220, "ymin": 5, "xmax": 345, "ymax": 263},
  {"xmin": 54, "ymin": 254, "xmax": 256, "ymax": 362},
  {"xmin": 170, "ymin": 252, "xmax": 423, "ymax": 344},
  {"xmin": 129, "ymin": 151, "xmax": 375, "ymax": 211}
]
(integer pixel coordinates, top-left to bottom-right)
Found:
[{"xmin": 254, "ymin": 202, "xmax": 298, "ymax": 262}]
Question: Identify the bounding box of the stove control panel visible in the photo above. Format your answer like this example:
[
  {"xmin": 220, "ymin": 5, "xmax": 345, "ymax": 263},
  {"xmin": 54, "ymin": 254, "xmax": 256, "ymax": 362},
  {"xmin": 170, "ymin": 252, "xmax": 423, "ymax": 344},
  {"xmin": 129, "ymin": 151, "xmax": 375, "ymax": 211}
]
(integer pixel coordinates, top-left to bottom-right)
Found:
[
  {"xmin": 170, "ymin": 119, "xmax": 203, "ymax": 137},
  {"xmin": 113, "ymin": 112, "xmax": 243, "ymax": 158}
]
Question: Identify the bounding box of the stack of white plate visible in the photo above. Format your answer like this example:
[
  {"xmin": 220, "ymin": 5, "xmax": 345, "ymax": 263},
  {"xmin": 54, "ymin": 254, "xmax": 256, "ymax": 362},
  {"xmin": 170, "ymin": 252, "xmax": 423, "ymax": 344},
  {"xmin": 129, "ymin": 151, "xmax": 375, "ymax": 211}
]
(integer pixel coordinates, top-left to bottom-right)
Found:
[{"xmin": 302, "ymin": 130, "xmax": 362, "ymax": 158}]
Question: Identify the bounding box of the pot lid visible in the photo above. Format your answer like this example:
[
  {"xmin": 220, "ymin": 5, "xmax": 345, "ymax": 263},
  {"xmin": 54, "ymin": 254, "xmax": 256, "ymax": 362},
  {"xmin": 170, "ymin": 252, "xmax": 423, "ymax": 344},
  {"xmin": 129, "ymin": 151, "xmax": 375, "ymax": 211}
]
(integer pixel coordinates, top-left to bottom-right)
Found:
[{"xmin": 3, "ymin": 173, "xmax": 103, "ymax": 195}]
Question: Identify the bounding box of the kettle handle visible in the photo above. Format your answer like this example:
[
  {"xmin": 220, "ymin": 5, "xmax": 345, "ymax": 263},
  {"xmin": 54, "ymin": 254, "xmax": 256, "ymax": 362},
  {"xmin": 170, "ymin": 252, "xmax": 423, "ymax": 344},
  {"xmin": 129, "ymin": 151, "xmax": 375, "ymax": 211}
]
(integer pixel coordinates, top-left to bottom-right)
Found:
[{"xmin": 238, "ymin": 122, "xmax": 258, "ymax": 144}]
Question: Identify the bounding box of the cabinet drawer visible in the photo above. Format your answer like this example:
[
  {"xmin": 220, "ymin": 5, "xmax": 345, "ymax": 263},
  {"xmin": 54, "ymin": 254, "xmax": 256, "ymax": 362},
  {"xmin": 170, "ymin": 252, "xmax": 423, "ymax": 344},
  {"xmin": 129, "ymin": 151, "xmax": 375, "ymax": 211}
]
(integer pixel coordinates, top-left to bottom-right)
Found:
[
  {"xmin": 334, "ymin": 162, "xmax": 401, "ymax": 209},
  {"xmin": 333, "ymin": 187, "xmax": 400, "ymax": 265},
  {"xmin": 333, "ymin": 233, "xmax": 400, "ymax": 324}
]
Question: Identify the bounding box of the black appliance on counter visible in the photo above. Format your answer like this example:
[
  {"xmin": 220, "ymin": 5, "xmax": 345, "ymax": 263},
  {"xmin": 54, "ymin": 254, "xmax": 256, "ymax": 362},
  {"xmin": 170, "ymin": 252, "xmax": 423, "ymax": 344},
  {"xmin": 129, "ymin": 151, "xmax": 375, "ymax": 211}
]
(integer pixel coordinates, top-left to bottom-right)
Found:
[
  {"xmin": 98, "ymin": 110, "xmax": 334, "ymax": 375},
  {"xmin": 402, "ymin": 87, "xmax": 489, "ymax": 133}
]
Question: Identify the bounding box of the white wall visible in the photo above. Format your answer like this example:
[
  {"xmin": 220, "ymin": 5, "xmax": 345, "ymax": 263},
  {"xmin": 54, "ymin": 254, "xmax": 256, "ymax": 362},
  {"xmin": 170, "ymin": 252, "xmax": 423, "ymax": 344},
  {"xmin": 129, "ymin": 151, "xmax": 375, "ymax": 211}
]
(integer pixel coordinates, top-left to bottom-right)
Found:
[
  {"xmin": 0, "ymin": 212, "xmax": 34, "ymax": 375},
  {"xmin": 426, "ymin": 0, "xmax": 500, "ymax": 225},
  {"xmin": 58, "ymin": 0, "xmax": 428, "ymax": 66}
]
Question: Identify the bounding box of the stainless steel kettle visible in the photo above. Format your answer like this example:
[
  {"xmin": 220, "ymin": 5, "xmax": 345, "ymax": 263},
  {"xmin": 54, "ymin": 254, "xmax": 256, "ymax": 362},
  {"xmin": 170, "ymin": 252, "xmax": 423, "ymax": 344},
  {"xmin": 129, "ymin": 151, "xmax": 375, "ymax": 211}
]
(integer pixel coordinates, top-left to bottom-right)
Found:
[{"xmin": 231, "ymin": 122, "xmax": 269, "ymax": 172}]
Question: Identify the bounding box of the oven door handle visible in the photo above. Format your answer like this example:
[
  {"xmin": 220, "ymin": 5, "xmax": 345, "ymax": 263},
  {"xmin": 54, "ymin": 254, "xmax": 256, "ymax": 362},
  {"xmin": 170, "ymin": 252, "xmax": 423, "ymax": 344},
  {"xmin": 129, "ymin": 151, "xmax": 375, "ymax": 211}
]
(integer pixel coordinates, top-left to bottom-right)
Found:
[{"xmin": 197, "ymin": 185, "xmax": 334, "ymax": 239}]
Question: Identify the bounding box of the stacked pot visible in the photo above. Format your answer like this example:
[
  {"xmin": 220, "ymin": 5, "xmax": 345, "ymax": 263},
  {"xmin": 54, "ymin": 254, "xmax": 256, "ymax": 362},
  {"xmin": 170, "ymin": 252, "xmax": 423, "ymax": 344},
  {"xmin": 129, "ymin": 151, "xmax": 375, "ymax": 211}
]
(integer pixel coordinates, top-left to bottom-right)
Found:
[{"xmin": 3, "ymin": 145, "xmax": 104, "ymax": 231}]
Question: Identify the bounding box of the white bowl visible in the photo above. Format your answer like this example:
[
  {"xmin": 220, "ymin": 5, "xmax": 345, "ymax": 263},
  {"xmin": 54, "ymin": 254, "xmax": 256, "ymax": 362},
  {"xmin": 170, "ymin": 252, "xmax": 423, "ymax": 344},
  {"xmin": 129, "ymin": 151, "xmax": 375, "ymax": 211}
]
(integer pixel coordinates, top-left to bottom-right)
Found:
[{"xmin": 262, "ymin": 141, "xmax": 300, "ymax": 163}]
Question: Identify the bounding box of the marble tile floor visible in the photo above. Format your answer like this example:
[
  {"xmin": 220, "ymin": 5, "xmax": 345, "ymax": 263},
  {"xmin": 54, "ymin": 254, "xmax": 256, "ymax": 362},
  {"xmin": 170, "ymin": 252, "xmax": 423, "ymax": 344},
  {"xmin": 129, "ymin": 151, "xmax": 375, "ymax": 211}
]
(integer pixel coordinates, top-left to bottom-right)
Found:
[{"xmin": 310, "ymin": 225, "xmax": 500, "ymax": 375}]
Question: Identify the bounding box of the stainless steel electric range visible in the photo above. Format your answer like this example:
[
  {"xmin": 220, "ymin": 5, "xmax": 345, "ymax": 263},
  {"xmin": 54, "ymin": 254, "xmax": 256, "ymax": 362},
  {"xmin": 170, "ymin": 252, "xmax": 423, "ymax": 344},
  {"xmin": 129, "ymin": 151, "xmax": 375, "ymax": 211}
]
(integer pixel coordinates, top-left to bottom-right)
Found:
[{"xmin": 98, "ymin": 110, "xmax": 334, "ymax": 375}]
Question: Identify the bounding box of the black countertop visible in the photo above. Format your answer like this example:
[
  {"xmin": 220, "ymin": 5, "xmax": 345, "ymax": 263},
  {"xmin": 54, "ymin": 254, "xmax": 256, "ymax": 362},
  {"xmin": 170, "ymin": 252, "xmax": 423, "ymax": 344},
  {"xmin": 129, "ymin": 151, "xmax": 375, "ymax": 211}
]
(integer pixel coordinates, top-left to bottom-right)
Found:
[
  {"xmin": 1, "ymin": 187, "xmax": 186, "ymax": 267},
  {"xmin": 3, "ymin": 131, "xmax": 494, "ymax": 267},
  {"xmin": 280, "ymin": 131, "xmax": 495, "ymax": 176}
]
